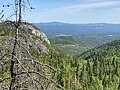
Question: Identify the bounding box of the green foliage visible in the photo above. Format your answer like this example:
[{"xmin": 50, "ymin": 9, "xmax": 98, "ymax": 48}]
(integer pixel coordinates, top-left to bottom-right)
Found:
[
  {"xmin": 49, "ymin": 35, "xmax": 87, "ymax": 55},
  {"xmin": 30, "ymin": 43, "xmax": 120, "ymax": 90},
  {"xmin": 79, "ymin": 40, "xmax": 120, "ymax": 90},
  {"xmin": 49, "ymin": 35, "xmax": 81, "ymax": 45},
  {"xmin": 0, "ymin": 23, "xmax": 120, "ymax": 90}
]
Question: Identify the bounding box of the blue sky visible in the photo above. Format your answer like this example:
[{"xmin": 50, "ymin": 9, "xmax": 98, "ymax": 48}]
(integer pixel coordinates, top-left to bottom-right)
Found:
[{"xmin": 1, "ymin": 0, "xmax": 120, "ymax": 23}]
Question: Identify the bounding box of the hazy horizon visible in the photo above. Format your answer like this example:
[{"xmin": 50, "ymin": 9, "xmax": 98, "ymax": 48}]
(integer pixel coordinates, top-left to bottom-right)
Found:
[{"xmin": 33, "ymin": 21, "xmax": 120, "ymax": 24}]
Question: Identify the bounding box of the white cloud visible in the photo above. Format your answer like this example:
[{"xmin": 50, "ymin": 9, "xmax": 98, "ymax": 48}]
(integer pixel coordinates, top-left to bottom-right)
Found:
[
  {"xmin": 28, "ymin": 0, "xmax": 120, "ymax": 23},
  {"xmin": 56, "ymin": 1, "xmax": 120, "ymax": 12}
]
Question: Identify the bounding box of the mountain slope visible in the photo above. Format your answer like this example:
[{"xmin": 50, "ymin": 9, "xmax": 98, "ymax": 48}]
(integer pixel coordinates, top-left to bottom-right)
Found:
[
  {"xmin": 80, "ymin": 39, "xmax": 120, "ymax": 60},
  {"xmin": 78, "ymin": 40, "xmax": 120, "ymax": 90},
  {"xmin": 50, "ymin": 35, "xmax": 79, "ymax": 45},
  {"xmin": 0, "ymin": 23, "xmax": 63, "ymax": 90},
  {"xmin": 49, "ymin": 34, "xmax": 87, "ymax": 55},
  {"xmin": 0, "ymin": 22, "xmax": 120, "ymax": 90},
  {"xmin": 0, "ymin": 22, "xmax": 84, "ymax": 90},
  {"xmin": 0, "ymin": 22, "xmax": 50, "ymax": 54}
]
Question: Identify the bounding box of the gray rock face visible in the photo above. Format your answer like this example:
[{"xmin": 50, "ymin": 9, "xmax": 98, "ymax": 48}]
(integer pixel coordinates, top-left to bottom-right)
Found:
[
  {"xmin": 22, "ymin": 24, "xmax": 50, "ymax": 44},
  {"xmin": 21, "ymin": 24, "xmax": 50, "ymax": 54},
  {"xmin": 36, "ymin": 44, "xmax": 49, "ymax": 54}
]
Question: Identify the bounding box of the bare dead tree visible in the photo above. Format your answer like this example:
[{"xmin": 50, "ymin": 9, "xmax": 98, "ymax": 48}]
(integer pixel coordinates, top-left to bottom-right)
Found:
[
  {"xmin": 9, "ymin": 0, "xmax": 23, "ymax": 89},
  {"xmin": 0, "ymin": 0, "xmax": 64, "ymax": 90},
  {"xmin": 0, "ymin": 10, "xmax": 4, "ymax": 21}
]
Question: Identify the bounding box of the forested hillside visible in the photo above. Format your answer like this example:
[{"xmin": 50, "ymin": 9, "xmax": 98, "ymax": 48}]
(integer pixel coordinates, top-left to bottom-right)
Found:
[
  {"xmin": 0, "ymin": 22, "xmax": 120, "ymax": 90},
  {"xmin": 79, "ymin": 40, "xmax": 120, "ymax": 90},
  {"xmin": 49, "ymin": 35, "xmax": 87, "ymax": 55},
  {"xmin": 0, "ymin": 22, "xmax": 64, "ymax": 89},
  {"xmin": 50, "ymin": 34, "xmax": 80, "ymax": 45},
  {"xmin": 80, "ymin": 39, "xmax": 120, "ymax": 60}
]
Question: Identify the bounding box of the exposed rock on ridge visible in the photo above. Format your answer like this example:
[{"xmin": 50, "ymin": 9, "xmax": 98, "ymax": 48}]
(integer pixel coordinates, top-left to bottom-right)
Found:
[
  {"xmin": 22, "ymin": 24, "xmax": 50, "ymax": 44},
  {"xmin": 0, "ymin": 23, "xmax": 50, "ymax": 54}
]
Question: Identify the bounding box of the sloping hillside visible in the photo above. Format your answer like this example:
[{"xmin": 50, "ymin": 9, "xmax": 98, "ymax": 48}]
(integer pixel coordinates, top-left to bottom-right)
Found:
[
  {"xmin": 49, "ymin": 34, "xmax": 86, "ymax": 55},
  {"xmin": 0, "ymin": 22, "xmax": 64, "ymax": 90},
  {"xmin": 0, "ymin": 23, "xmax": 120, "ymax": 90},
  {"xmin": 80, "ymin": 39, "xmax": 120, "ymax": 60},
  {"xmin": 0, "ymin": 23, "xmax": 84, "ymax": 90},
  {"xmin": 50, "ymin": 34, "xmax": 79, "ymax": 45},
  {"xmin": 0, "ymin": 22, "xmax": 50, "ymax": 53}
]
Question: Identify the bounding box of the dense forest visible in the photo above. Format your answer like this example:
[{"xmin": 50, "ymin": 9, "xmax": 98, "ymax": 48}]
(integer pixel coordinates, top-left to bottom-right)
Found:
[
  {"xmin": 0, "ymin": 0, "xmax": 120, "ymax": 89},
  {"xmin": 0, "ymin": 22, "xmax": 120, "ymax": 90}
]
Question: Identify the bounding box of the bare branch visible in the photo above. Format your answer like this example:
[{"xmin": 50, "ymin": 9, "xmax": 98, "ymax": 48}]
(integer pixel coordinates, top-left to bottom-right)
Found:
[{"xmin": 16, "ymin": 71, "xmax": 64, "ymax": 90}]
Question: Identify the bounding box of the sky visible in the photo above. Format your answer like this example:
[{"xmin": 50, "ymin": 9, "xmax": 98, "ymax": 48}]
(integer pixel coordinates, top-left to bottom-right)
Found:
[{"xmin": 1, "ymin": 0, "xmax": 120, "ymax": 23}]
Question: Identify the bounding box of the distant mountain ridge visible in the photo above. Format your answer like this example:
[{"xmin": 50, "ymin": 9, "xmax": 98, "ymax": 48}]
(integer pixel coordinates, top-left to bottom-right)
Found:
[
  {"xmin": 33, "ymin": 22, "xmax": 120, "ymax": 36},
  {"xmin": 34, "ymin": 22, "xmax": 120, "ymax": 26}
]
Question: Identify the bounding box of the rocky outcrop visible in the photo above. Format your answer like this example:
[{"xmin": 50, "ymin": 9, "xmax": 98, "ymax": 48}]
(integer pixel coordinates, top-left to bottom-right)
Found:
[
  {"xmin": 22, "ymin": 24, "xmax": 50, "ymax": 54},
  {"xmin": 20, "ymin": 24, "xmax": 50, "ymax": 54},
  {"xmin": 0, "ymin": 22, "xmax": 50, "ymax": 54},
  {"xmin": 22, "ymin": 24, "xmax": 50, "ymax": 44}
]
